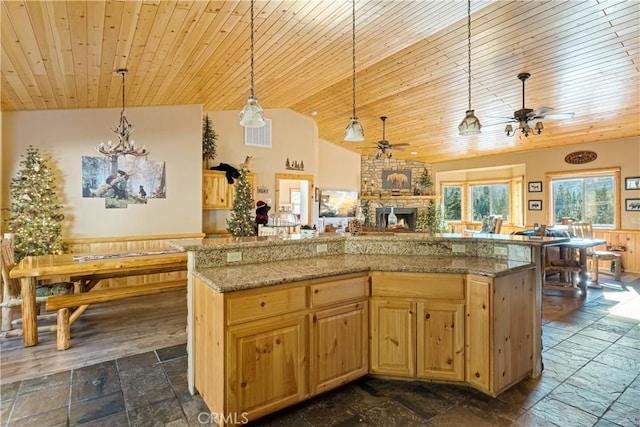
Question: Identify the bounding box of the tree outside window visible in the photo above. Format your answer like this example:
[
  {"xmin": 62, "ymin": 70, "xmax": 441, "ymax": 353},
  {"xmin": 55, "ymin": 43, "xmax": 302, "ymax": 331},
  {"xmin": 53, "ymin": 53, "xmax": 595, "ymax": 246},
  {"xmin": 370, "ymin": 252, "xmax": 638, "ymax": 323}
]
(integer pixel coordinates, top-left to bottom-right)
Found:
[
  {"xmin": 551, "ymin": 176, "xmax": 615, "ymax": 227},
  {"xmin": 470, "ymin": 184, "xmax": 509, "ymax": 222},
  {"xmin": 443, "ymin": 185, "xmax": 462, "ymax": 221}
]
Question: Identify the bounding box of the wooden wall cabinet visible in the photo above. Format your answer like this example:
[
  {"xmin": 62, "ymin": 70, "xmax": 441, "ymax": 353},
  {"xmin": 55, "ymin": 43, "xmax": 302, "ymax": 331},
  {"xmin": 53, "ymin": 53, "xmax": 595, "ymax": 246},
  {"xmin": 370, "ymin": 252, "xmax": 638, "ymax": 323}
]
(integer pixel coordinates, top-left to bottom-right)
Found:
[
  {"xmin": 370, "ymin": 272, "xmax": 465, "ymax": 381},
  {"xmin": 203, "ymin": 170, "xmax": 255, "ymax": 210}
]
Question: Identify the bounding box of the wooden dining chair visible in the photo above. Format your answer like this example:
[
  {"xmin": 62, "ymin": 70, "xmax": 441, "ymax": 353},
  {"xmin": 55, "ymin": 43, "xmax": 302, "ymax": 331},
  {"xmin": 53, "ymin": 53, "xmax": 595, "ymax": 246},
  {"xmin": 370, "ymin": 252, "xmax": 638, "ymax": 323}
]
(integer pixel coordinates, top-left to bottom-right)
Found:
[
  {"xmin": 1, "ymin": 236, "xmax": 52, "ymax": 335},
  {"xmin": 568, "ymin": 221, "xmax": 621, "ymax": 281},
  {"xmin": 1, "ymin": 235, "xmax": 58, "ymax": 337}
]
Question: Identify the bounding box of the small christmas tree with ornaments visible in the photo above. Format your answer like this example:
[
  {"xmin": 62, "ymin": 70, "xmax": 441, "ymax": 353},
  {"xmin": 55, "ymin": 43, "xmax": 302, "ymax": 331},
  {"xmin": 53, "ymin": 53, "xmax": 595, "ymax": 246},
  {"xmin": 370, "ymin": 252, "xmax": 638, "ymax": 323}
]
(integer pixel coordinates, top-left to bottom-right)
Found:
[
  {"xmin": 6, "ymin": 146, "xmax": 66, "ymax": 262},
  {"xmin": 226, "ymin": 169, "xmax": 255, "ymax": 237}
]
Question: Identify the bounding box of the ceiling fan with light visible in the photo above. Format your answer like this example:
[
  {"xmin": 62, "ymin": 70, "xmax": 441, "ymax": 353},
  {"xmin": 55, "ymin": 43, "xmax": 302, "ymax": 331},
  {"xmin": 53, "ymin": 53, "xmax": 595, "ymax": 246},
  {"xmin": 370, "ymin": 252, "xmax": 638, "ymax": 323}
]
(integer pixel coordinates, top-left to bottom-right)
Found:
[
  {"xmin": 373, "ymin": 116, "xmax": 410, "ymax": 159},
  {"xmin": 497, "ymin": 72, "xmax": 575, "ymax": 137}
]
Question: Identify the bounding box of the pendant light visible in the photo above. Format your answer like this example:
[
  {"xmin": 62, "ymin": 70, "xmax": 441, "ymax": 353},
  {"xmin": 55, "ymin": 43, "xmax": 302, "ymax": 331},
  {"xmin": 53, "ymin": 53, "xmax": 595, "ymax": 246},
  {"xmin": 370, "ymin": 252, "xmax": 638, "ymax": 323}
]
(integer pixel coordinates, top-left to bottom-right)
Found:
[
  {"xmin": 239, "ymin": 0, "xmax": 265, "ymax": 128},
  {"xmin": 458, "ymin": 0, "xmax": 482, "ymax": 135},
  {"xmin": 344, "ymin": 0, "xmax": 364, "ymax": 141}
]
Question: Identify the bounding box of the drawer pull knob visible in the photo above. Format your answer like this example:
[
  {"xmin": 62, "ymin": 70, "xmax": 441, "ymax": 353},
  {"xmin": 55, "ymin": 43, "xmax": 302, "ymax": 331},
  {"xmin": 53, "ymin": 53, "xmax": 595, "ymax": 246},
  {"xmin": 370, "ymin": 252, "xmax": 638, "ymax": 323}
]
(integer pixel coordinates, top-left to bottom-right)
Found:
[
  {"xmin": 260, "ymin": 301, "xmax": 265, "ymax": 307},
  {"xmin": 425, "ymin": 313, "xmax": 431, "ymax": 319}
]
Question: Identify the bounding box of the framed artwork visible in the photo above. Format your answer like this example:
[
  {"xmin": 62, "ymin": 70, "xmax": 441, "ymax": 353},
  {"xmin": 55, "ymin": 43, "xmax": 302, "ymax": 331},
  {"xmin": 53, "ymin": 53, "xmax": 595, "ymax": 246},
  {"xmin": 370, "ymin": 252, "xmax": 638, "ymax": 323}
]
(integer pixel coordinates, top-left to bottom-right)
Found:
[
  {"xmin": 528, "ymin": 200, "xmax": 542, "ymax": 211},
  {"xmin": 528, "ymin": 181, "xmax": 542, "ymax": 192},
  {"xmin": 625, "ymin": 177, "xmax": 640, "ymax": 190},
  {"xmin": 625, "ymin": 199, "xmax": 640, "ymax": 211},
  {"xmin": 381, "ymin": 170, "xmax": 412, "ymax": 190}
]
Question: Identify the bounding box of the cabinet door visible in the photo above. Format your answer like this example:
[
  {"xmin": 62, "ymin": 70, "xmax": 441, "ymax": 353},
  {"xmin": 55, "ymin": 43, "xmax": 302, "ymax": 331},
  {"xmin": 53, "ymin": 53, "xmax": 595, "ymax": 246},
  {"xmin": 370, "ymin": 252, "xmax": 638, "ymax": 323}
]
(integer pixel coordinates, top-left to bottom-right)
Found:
[
  {"xmin": 203, "ymin": 171, "xmax": 230, "ymax": 209},
  {"xmin": 466, "ymin": 276, "xmax": 491, "ymax": 393},
  {"xmin": 310, "ymin": 301, "xmax": 368, "ymax": 394},
  {"xmin": 370, "ymin": 299, "xmax": 415, "ymax": 377},
  {"xmin": 417, "ymin": 301, "xmax": 464, "ymax": 381},
  {"xmin": 227, "ymin": 316, "xmax": 306, "ymax": 420}
]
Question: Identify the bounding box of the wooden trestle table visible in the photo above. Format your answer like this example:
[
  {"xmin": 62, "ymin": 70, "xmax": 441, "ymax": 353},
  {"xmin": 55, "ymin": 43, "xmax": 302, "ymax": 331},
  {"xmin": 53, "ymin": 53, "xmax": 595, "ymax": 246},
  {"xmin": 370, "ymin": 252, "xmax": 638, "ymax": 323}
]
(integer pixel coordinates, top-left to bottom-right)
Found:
[{"xmin": 9, "ymin": 250, "xmax": 187, "ymax": 347}]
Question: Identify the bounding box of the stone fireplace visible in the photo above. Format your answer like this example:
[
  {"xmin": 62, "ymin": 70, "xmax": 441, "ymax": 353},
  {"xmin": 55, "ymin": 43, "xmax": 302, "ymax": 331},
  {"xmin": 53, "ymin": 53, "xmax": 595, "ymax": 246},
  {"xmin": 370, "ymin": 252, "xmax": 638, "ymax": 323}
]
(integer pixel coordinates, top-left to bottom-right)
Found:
[{"xmin": 376, "ymin": 207, "xmax": 418, "ymax": 230}]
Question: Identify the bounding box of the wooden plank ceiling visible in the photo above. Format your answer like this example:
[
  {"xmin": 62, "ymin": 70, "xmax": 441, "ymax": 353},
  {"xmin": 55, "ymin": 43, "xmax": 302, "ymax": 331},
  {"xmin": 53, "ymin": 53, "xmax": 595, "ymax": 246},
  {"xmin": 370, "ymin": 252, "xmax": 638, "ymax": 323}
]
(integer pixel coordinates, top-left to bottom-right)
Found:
[{"xmin": 2, "ymin": 0, "xmax": 639, "ymax": 164}]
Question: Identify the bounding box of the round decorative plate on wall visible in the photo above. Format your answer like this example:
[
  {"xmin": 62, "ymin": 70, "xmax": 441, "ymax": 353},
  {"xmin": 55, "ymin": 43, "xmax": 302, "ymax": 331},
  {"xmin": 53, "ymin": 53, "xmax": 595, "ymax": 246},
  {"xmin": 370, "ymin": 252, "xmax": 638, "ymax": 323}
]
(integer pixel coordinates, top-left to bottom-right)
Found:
[{"xmin": 564, "ymin": 150, "xmax": 597, "ymax": 165}]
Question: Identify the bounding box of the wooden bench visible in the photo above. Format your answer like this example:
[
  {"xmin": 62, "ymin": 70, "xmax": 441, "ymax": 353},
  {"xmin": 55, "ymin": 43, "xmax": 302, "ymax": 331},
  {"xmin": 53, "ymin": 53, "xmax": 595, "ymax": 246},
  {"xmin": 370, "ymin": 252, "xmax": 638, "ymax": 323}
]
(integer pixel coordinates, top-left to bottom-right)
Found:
[{"xmin": 46, "ymin": 279, "xmax": 186, "ymax": 350}]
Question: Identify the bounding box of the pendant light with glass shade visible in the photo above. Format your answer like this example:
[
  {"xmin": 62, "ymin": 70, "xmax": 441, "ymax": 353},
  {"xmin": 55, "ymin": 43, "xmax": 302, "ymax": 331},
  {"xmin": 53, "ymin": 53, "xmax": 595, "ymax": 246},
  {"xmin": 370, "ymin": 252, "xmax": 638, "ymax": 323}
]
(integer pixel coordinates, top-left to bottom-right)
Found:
[
  {"xmin": 458, "ymin": 0, "xmax": 482, "ymax": 135},
  {"xmin": 239, "ymin": 0, "xmax": 265, "ymax": 128},
  {"xmin": 344, "ymin": 0, "xmax": 364, "ymax": 142}
]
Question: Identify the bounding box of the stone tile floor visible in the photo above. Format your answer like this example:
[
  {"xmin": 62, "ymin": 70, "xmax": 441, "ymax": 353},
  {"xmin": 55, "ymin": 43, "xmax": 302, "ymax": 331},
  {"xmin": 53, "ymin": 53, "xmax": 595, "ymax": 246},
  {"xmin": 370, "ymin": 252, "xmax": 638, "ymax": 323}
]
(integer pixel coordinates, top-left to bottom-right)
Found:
[{"xmin": 1, "ymin": 279, "xmax": 639, "ymax": 426}]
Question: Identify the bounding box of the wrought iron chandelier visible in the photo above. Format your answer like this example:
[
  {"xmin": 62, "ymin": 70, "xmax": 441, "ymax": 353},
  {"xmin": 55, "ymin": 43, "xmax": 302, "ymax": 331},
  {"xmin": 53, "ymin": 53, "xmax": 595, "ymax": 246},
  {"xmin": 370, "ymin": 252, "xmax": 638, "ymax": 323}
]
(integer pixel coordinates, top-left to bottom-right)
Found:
[
  {"xmin": 344, "ymin": 0, "xmax": 364, "ymax": 142},
  {"xmin": 239, "ymin": 0, "xmax": 265, "ymax": 128},
  {"xmin": 95, "ymin": 69, "xmax": 148, "ymax": 157},
  {"xmin": 458, "ymin": 0, "xmax": 482, "ymax": 136}
]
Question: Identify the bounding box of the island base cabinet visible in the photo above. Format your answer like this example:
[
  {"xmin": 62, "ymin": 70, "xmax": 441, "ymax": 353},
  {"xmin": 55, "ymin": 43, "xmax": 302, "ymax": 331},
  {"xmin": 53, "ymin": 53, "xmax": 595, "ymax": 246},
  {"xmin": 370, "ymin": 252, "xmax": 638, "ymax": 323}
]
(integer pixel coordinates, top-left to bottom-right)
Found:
[
  {"xmin": 227, "ymin": 316, "xmax": 307, "ymax": 420},
  {"xmin": 310, "ymin": 302, "xmax": 369, "ymax": 394},
  {"xmin": 370, "ymin": 299, "xmax": 416, "ymax": 377},
  {"xmin": 466, "ymin": 271, "xmax": 535, "ymax": 396},
  {"xmin": 417, "ymin": 302, "xmax": 465, "ymax": 381}
]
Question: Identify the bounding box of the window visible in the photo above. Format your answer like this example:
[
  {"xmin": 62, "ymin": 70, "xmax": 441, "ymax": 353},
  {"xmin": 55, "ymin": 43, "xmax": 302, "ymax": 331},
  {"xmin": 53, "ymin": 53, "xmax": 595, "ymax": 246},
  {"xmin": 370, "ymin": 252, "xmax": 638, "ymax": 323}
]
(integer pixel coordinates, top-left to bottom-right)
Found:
[
  {"xmin": 442, "ymin": 178, "xmax": 522, "ymax": 225},
  {"xmin": 442, "ymin": 185, "xmax": 462, "ymax": 221},
  {"xmin": 548, "ymin": 168, "xmax": 619, "ymax": 228},
  {"xmin": 470, "ymin": 183, "xmax": 509, "ymax": 222}
]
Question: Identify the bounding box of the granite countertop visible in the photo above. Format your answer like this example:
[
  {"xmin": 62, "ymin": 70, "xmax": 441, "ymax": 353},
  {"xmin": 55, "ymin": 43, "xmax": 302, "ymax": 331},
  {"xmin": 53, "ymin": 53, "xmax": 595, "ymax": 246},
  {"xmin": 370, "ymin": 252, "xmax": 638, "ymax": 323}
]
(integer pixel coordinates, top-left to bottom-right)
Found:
[
  {"xmin": 171, "ymin": 232, "xmax": 568, "ymax": 252},
  {"xmin": 193, "ymin": 254, "xmax": 535, "ymax": 293}
]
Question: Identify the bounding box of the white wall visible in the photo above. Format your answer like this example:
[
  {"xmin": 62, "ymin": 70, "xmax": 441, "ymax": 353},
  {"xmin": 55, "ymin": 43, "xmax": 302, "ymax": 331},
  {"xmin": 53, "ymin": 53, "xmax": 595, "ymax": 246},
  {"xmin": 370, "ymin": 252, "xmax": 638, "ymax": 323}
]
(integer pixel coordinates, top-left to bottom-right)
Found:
[
  {"xmin": 432, "ymin": 137, "xmax": 640, "ymax": 230},
  {"xmin": 202, "ymin": 108, "xmax": 360, "ymax": 232},
  {"xmin": 1, "ymin": 105, "xmax": 202, "ymax": 238}
]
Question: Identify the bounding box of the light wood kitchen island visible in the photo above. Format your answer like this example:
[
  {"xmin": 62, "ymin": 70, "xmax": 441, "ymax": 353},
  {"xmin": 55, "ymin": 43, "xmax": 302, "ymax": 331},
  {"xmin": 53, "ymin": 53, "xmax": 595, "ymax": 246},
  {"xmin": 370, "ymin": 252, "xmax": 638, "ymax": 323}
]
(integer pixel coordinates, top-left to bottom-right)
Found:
[{"xmin": 170, "ymin": 233, "xmax": 566, "ymax": 425}]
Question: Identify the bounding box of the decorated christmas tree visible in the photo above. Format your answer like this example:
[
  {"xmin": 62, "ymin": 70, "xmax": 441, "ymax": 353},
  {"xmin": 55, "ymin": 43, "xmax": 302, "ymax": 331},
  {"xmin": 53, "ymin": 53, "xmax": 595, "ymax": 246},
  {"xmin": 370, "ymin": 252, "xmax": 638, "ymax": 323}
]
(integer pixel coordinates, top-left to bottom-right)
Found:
[
  {"xmin": 202, "ymin": 114, "xmax": 218, "ymax": 168},
  {"xmin": 227, "ymin": 169, "xmax": 255, "ymax": 237},
  {"xmin": 6, "ymin": 146, "xmax": 66, "ymax": 261}
]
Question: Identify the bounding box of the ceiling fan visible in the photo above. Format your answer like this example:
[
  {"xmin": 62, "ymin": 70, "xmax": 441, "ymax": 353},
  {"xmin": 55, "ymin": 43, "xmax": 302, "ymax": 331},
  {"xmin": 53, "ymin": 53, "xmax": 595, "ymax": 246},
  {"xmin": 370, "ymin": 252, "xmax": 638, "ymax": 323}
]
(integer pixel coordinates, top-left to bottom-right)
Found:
[
  {"xmin": 374, "ymin": 116, "xmax": 410, "ymax": 159},
  {"xmin": 497, "ymin": 72, "xmax": 575, "ymax": 137}
]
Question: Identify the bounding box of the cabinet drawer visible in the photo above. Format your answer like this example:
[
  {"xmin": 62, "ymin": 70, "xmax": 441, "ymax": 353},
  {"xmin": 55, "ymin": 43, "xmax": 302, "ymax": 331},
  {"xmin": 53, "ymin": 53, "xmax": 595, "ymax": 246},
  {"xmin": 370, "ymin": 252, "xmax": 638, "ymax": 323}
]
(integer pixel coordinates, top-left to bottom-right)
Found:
[
  {"xmin": 310, "ymin": 275, "xmax": 369, "ymax": 308},
  {"xmin": 371, "ymin": 272, "xmax": 464, "ymax": 300},
  {"xmin": 227, "ymin": 286, "xmax": 307, "ymax": 325}
]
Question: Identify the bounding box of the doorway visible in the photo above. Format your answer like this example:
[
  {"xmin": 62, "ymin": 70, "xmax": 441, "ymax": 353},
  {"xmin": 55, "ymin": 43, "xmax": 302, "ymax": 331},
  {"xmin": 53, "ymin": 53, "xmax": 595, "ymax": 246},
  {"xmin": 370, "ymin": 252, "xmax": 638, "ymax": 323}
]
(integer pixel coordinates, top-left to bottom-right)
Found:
[{"xmin": 275, "ymin": 173, "xmax": 314, "ymax": 227}]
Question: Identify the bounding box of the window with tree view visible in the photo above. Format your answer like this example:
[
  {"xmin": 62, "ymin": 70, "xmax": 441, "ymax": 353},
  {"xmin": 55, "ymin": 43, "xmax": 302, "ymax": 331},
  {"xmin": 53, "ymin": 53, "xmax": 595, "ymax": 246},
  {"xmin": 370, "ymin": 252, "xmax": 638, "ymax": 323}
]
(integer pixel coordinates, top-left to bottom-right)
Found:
[
  {"xmin": 443, "ymin": 185, "xmax": 462, "ymax": 221},
  {"xmin": 551, "ymin": 175, "xmax": 616, "ymax": 227},
  {"xmin": 470, "ymin": 183, "xmax": 509, "ymax": 222}
]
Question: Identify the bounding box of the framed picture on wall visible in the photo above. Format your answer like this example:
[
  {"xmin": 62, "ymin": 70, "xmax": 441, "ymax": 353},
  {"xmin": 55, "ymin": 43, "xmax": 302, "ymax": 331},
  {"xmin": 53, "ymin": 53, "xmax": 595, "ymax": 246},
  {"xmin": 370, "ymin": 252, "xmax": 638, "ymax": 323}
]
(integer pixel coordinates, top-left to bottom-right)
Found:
[
  {"xmin": 625, "ymin": 177, "xmax": 640, "ymax": 190},
  {"xmin": 625, "ymin": 199, "xmax": 640, "ymax": 211},
  {"xmin": 528, "ymin": 181, "xmax": 542, "ymax": 192},
  {"xmin": 528, "ymin": 200, "xmax": 542, "ymax": 211}
]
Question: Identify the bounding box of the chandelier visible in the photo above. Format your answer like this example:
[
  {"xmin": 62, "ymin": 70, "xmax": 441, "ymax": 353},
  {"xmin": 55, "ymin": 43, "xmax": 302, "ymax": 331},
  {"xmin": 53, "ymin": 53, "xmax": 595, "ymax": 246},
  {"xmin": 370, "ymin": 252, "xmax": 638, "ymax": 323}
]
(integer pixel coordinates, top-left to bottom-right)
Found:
[
  {"xmin": 343, "ymin": 0, "xmax": 364, "ymax": 141},
  {"xmin": 95, "ymin": 69, "xmax": 148, "ymax": 157},
  {"xmin": 239, "ymin": 0, "xmax": 265, "ymax": 128},
  {"xmin": 457, "ymin": 0, "xmax": 481, "ymax": 135}
]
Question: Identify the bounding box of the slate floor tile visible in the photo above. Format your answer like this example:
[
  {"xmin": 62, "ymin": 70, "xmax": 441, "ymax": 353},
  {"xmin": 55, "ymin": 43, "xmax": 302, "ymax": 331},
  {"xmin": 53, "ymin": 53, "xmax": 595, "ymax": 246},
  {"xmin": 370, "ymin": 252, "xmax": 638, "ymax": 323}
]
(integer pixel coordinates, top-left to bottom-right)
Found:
[
  {"xmin": 10, "ymin": 382, "xmax": 69, "ymax": 420},
  {"xmin": 528, "ymin": 396, "xmax": 598, "ymax": 427},
  {"xmin": 126, "ymin": 396, "xmax": 186, "ymax": 427},
  {"xmin": 69, "ymin": 391, "xmax": 126, "ymax": 426},
  {"xmin": 602, "ymin": 400, "xmax": 640, "ymax": 426},
  {"xmin": 549, "ymin": 382, "xmax": 615, "ymax": 417},
  {"xmin": 7, "ymin": 405, "xmax": 68, "ymax": 426},
  {"xmin": 156, "ymin": 343, "xmax": 187, "ymax": 361}
]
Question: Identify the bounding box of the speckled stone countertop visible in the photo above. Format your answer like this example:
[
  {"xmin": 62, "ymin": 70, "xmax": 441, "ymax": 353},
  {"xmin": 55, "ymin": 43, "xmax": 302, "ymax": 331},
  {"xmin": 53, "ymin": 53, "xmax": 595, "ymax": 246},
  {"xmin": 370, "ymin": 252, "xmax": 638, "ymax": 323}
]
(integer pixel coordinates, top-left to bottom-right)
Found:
[
  {"xmin": 169, "ymin": 233, "xmax": 563, "ymax": 293},
  {"xmin": 191, "ymin": 254, "xmax": 535, "ymax": 293}
]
